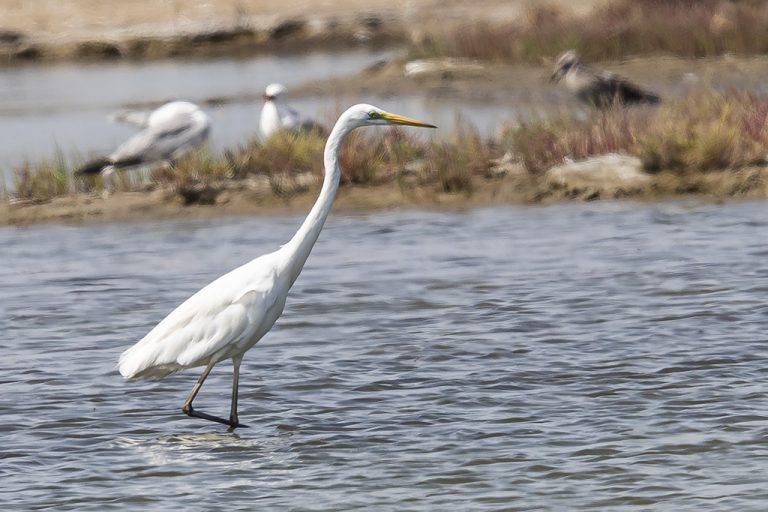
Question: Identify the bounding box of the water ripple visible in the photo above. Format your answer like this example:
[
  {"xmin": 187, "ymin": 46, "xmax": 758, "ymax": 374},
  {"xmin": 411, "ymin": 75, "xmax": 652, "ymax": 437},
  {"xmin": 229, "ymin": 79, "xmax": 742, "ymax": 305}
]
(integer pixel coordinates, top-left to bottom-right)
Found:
[{"xmin": 2, "ymin": 200, "xmax": 768, "ymax": 510}]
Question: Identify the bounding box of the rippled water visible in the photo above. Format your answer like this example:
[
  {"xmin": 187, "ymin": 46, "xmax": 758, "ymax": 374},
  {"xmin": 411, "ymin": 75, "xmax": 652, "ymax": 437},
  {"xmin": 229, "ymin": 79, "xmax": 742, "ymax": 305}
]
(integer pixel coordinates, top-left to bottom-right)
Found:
[{"xmin": 3, "ymin": 200, "xmax": 768, "ymax": 510}]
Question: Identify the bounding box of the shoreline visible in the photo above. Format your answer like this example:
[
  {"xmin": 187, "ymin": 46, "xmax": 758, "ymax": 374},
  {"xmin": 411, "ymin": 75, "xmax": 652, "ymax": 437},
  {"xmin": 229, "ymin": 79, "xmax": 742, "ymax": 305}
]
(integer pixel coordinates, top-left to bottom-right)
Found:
[
  {"xmin": 5, "ymin": 168, "xmax": 767, "ymax": 227},
  {"xmin": 0, "ymin": 0, "xmax": 598, "ymax": 66},
  {"xmin": 0, "ymin": 15, "xmax": 404, "ymax": 66}
]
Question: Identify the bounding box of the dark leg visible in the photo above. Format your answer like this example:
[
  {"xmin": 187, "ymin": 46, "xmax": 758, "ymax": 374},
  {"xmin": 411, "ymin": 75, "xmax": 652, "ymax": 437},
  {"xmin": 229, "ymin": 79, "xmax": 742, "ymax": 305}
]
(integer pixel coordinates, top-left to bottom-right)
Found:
[
  {"xmin": 227, "ymin": 356, "xmax": 248, "ymax": 431},
  {"xmin": 181, "ymin": 359, "xmax": 240, "ymax": 428}
]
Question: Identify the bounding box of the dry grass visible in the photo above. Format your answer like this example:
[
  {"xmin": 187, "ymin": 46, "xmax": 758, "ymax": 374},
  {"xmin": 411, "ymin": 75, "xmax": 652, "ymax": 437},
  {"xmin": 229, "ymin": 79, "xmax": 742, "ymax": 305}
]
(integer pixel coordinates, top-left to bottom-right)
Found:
[
  {"xmin": 152, "ymin": 150, "xmax": 235, "ymax": 204},
  {"xmin": 505, "ymin": 90, "xmax": 768, "ymax": 174},
  {"xmin": 635, "ymin": 92, "xmax": 768, "ymax": 172},
  {"xmin": 411, "ymin": 0, "xmax": 768, "ymax": 63},
  {"xmin": 7, "ymin": 90, "xmax": 768, "ymax": 204},
  {"xmin": 507, "ymin": 109, "xmax": 641, "ymax": 174},
  {"xmin": 13, "ymin": 151, "xmax": 72, "ymax": 201}
]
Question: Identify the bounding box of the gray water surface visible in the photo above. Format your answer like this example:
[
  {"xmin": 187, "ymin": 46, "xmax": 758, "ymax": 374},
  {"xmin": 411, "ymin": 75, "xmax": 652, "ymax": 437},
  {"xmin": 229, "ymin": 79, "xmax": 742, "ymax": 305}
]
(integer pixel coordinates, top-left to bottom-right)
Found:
[
  {"xmin": 0, "ymin": 49, "xmax": 542, "ymax": 188},
  {"xmin": 0, "ymin": 50, "xmax": 391, "ymax": 179},
  {"xmin": 2, "ymin": 201, "xmax": 768, "ymax": 510}
]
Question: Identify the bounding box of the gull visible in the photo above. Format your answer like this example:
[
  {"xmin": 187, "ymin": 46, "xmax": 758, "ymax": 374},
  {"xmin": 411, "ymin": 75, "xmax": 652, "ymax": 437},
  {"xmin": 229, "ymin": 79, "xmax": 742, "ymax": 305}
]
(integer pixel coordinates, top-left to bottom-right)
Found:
[
  {"xmin": 550, "ymin": 50, "xmax": 661, "ymax": 108},
  {"xmin": 260, "ymin": 83, "xmax": 326, "ymax": 139},
  {"xmin": 76, "ymin": 101, "xmax": 211, "ymax": 189},
  {"xmin": 108, "ymin": 108, "xmax": 153, "ymax": 128}
]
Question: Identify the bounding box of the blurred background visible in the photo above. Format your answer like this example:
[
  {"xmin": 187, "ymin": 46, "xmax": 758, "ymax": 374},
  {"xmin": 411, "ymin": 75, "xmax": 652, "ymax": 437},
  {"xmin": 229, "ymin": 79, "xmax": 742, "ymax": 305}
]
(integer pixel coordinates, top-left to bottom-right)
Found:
[{"xmin": 4, "ymin": 2, "xmax": 768, "ymax": 510}]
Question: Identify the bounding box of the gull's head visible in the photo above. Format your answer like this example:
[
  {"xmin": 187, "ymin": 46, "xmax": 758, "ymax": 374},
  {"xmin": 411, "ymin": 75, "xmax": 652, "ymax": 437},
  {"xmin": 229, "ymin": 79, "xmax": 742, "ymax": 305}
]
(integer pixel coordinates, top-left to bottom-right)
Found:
[
  {"xmin": 264, "ymin": 83, "xmax": 288, "ymax": 102},
  {"xmin": 550, "ymin": 49, "xmax": 582, "ymax": 83},
  {"xmin": 343, "ymin": 104, "xmax": 437, "ymax": 130}
]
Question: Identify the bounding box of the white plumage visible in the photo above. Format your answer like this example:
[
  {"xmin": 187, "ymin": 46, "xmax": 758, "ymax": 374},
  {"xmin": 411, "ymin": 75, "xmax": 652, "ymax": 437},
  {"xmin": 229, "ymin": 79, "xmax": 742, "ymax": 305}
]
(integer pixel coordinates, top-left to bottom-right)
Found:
[
  {"xmin": 118, "ymin": 104, "xmax": 436, "ymax": 429},
  {"xmin": 76, "ymin": 100, "xmax": 211, "ymax": 179},
  {"xmin": 259, "ymin": 83, "xmax": 325, "ymax": 139},
  {"xmin": 119, "ymin": 251, "xmax": 285, "ymax": 380}
]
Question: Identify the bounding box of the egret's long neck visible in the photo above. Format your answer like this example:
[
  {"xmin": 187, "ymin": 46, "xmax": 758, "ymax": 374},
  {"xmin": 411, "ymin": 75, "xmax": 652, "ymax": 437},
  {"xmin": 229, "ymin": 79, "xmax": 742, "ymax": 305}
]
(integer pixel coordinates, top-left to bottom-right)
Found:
[{"xmin": 282, "ymin": 117, "xmax": 350, "ymax": 282}]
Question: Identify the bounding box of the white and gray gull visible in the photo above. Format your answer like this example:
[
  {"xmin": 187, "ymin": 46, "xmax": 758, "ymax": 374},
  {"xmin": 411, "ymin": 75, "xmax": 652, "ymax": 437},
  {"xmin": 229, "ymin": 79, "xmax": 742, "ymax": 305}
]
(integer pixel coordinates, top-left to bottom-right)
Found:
[
  {"xmin": 76, "ymin": 101, "xmax": 211, "ymax": 179},
  {"xmin": 259, "ymin": 83, "xmax": 326, "ymax": 139}
]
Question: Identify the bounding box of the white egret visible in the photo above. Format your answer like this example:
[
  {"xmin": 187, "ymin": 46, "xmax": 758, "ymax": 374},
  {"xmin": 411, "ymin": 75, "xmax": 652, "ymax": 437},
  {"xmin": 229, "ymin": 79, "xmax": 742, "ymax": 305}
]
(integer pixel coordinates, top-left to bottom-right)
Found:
[
  {"xmin": 76, "ymin": 101, "xmax": 211, "ymax": 187},
  {"xmin": 259, "ymin": 83, "xmax": 326, "ymax": 139},
  {"xmin": 118, "ymin": 104, "xmax": 436, "ymax": 430},
  {"xmin": 550, "ymin": 50, "xmax": 660, "ymax": 108}
]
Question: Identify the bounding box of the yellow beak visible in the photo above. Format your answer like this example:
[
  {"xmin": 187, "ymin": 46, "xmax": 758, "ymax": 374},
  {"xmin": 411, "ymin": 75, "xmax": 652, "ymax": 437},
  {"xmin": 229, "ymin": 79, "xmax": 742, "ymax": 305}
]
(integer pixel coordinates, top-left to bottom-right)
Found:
[{"xmin": 381, "ymin": 112, "xmax": 437, "ymax": 128}]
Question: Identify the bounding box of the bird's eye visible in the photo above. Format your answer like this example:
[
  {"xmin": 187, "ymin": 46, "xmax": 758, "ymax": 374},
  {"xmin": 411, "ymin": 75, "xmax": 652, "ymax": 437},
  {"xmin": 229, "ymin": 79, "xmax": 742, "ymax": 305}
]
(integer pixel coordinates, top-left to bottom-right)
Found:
[{"xmin": 368, "ymin": 111, "xmax": 381, "ymax": 119}]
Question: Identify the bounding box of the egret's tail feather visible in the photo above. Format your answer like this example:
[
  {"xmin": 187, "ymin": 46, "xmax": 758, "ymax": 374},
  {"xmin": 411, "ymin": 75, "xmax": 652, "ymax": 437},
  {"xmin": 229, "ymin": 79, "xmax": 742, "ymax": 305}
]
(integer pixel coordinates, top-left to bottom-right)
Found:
[
  {"xmin": 75, "ymin": 158, "xmax": 111, "ymax": 175},
  {"xmin": 119, "ymin": 344, "xmax": 179, "ymax": 380}
]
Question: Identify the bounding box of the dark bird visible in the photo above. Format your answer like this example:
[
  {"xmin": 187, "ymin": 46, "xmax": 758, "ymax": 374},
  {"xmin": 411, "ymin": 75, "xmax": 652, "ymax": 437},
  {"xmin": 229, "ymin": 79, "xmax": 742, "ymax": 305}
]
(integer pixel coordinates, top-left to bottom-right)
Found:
[{"xmin": 550, "ymin": 50, "xmax": 661, "ymax": 108}]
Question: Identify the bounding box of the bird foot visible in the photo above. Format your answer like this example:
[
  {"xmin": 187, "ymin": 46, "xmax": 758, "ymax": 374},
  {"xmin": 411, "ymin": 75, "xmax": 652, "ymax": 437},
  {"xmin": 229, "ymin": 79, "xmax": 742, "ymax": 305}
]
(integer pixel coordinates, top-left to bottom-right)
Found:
[
  {"xmin": 227, "ymin": 421, "xmax": 249, "ymax": 432},
  {"xmin": 182, "ymin": 405, "xmax": 247, "ymax": 429}
]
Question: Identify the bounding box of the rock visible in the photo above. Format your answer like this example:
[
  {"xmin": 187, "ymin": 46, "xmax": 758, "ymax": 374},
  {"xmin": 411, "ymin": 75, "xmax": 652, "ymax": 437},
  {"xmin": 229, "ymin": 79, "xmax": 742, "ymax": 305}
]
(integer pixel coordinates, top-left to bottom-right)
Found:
[
  {"xmin": 402, "ymin": 159, "xmax": 428, "ymax": 175},
  {"xmin": 488, "ymin": 152, "xmax": 526, "ymax": 178},
  {"xmin": 269, "ymin": 172, "xmax": 317, "ymax": 196},
  {"xmin": 269, "ymin": 19, "xmax": 305, "ymax": 40},
  {"xmin": 294, "ymin": 172, "xmax": 319, "ymax": 189},
  {"xmin": 362, "ymin": 58, "xmax": 389, "ymax": 74},
  {"xmin": 403, "ymin": 58, "xmax": 485, "ymax": 78},
  {"xmin": 188, "ymin": 28, "xmax": 253, "ymax": 44},
  {"xmin": 75, "ymin": 41, "xmax": 122, "ymax": 59},
  {"xmin": 176, "ymin": 183, "xmax": 220, "ymax": 205},
  {"xmin": 13, "ymin": 44, "xmax": 40, "ymax": 60},
  {"xmin": 0, "ymin": 29, "xmax": 24, "ymax": 44},
  {"xmin": 358, "ymin": 14, "xmax": 383, "ymax": 29},
  {"xmin": 243, "ymin": 175, "xmax": 271, "ymax": 193},
  {"xmin": 545, "ymin": 154, "xmax": 650, "ymax": 195}
]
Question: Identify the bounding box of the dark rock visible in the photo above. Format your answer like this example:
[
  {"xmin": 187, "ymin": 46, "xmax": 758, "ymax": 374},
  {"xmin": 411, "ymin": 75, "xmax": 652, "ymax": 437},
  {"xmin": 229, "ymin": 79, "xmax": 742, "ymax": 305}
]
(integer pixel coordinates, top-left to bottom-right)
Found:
[
  {"xmin": 177, "ymin": 183, "xmax": 220, "ymax": 205},
  {"xmin": 189, "ymin": 28, "xmax": 254, "ymax": 44},
  {"xmin": 270, "ymin": 19, "xmax": 305, "ymax": 40},
  {"xmin": 75, "ymin": 41, "xmax": 122, "ymax": 59},
  {"xmin": 13, "ymin": 45, "xmax": 40, "ymax": 60},
  {"xmin": 0, "ymin": 29, "xmax": 24, "ymax": 44},
  {"xmin": 358, "ymin": 14, "xmax": 383, "ymax": 29}
]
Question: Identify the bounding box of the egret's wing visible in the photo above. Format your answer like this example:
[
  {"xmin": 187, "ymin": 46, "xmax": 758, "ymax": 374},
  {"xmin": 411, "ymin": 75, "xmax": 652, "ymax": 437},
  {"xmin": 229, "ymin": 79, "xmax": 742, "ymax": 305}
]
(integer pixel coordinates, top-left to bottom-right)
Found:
[
  {"xmin": 173, "ymin": 289, "xmax": 267, "ymax": 367},
  {"xmin": 118, "ymin": 256, "xmax": 280, "ymax": 379}
]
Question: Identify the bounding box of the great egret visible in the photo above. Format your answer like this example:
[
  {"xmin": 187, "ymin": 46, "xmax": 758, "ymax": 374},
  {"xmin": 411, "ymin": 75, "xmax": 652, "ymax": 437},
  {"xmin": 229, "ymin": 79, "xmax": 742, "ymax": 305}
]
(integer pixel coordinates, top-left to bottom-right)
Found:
[
  {"xmin": 75, "ymin": 101, "xmax": 211, "ymax": 188},
  {"xmin": 550, "ymin": 50, "xmax": 661, "ymax": 108},
  {"xmin": 118, "ymin": 104, "xmax": 436, "ymax": 430},
  {"xmin": 259, "ymin": 83, "xmax": 326, "ymax": 139}
]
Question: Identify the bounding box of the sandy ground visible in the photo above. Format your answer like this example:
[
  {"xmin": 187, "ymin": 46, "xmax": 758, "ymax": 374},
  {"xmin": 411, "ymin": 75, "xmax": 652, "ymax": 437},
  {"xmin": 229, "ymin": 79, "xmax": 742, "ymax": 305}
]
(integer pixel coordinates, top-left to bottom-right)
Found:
[
  {"xmin": 0, "ymin": 0, "xmax": 608, "ymax": 64},
  {"xmin": 1, "ymin": 0, "xmax": 603, "ymax": 41}
]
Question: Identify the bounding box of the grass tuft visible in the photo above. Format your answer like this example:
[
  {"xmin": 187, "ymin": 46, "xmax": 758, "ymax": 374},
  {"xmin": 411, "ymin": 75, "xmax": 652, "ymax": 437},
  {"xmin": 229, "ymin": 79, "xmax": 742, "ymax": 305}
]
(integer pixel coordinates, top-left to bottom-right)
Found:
[
  {"xmin": 13, "ymin": 151, "xmax": 71, "ymax": 201},
  {"xmin": 409, "ymin": 0, "xmax": 768, "ymax": 63},
  {"xmin": 9, "ymin": 90, "xmax": 768, "ymax": 205}
]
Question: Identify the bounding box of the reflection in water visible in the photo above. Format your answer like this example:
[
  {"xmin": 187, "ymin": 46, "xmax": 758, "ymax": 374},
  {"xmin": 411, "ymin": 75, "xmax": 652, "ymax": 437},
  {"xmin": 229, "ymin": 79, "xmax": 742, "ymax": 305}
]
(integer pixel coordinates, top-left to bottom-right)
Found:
[{"xmin": 3, "ymin": 200, "xmax": 768, "ymax": 510}]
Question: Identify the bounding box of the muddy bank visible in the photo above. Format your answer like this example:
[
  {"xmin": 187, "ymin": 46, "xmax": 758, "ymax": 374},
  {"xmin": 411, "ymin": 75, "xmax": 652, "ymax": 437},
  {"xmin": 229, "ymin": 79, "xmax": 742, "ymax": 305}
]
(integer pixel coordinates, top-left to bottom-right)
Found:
[
  {"xmin": 0, "ymin": 15, "xmax": 402, "ymax": 65},
  {"xmin": 4, "ymin": 167, "xmax": 767, "ymax": 227},
  {"xmin": 0, "ymin": 0, "xmax": 601, "ymax": 65}
]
